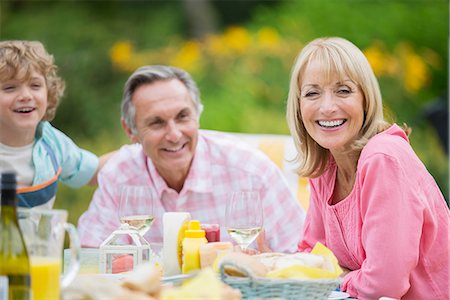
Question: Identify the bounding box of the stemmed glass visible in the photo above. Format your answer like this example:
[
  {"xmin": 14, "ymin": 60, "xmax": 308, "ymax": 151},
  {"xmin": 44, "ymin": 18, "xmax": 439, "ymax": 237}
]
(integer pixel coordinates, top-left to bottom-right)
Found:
[
  {"xmin": 118, "ymin": 186, "xmax": 155, "ymax": 237},
  {"xmin": 225, "ymin": 190, "xmax": 263, "ymax": 251}
]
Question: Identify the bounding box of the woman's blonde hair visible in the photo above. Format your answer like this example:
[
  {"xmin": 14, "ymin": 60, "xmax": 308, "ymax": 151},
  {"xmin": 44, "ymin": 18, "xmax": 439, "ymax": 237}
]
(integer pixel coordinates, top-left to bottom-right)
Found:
[
  {"xmin": 0, "ymin": 40, "xmax": 65, "ymax": 121},
  {"xmin": 286, "ymin": 37, "xmax": 399, "ymax": 178}
]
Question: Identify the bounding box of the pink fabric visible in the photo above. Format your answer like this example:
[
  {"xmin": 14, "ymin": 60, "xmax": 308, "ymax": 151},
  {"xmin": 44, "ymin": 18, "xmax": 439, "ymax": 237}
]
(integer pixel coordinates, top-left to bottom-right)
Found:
[
  {"xmin": 298, "ymin": 124, "xmax": 449, "ymax": 300},
  {"xmin": 78, "ymin": 130, "xmax": 305, "ymax": 253}
]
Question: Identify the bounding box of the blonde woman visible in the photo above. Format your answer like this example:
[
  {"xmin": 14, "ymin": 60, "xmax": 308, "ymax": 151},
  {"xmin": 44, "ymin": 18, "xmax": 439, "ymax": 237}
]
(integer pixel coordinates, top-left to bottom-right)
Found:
[{"xmin": 286, "ymin": 37, "xmax": 449, "ymax": 299}]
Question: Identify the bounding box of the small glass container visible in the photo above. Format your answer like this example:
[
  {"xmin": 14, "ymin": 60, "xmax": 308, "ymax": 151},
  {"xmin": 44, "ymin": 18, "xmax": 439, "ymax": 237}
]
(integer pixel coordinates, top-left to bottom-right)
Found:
[
  {"xmin": 99, "ymin": 226, "xmax": 151, "ymax": 273},
  {"xmin": 201, "ymin": 223, "xmax": 221, "ymax": 243}
]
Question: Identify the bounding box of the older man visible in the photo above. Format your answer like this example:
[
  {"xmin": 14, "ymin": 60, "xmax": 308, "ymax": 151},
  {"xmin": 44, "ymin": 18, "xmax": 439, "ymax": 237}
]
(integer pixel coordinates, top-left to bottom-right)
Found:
[{"xmin": 77, "ymin": 65, "xmax": 305, "ymax": 252}]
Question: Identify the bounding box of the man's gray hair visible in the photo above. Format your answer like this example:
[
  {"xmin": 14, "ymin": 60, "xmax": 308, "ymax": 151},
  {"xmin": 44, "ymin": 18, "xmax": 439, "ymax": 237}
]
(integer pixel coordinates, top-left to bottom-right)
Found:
[{"xmin": 121, "ymin": 65, "xmax": 203, "ymax": 133}]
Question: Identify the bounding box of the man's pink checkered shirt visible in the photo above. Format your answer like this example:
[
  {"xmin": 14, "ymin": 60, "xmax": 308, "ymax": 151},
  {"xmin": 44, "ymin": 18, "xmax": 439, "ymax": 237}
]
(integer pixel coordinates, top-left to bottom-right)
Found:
[{"xmin": 77, "ymin": 130, "xmax": 305, "ymax": 252}]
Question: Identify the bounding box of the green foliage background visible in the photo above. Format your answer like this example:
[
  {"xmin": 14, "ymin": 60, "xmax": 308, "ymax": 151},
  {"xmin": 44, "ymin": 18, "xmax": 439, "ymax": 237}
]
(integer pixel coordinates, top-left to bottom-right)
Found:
[{"xmin": 1, "ymin": 0, "xmax": 448, "ymax": 225}]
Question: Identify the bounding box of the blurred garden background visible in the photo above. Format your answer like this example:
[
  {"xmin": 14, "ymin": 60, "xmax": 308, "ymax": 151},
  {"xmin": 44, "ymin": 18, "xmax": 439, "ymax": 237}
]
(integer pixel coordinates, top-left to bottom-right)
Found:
[{"xmin": 1, "ymin": 0, "xmax": 448, "ymax": 225}]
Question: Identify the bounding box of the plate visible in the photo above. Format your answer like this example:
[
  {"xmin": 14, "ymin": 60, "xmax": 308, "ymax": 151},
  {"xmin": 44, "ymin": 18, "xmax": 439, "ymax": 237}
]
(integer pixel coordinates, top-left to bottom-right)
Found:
[
  {"xmin": 328, "ymin": 290, "xmax": 350, "ymax": 300},
  {"xmin": 162, "ymin": 272, "xmax": 198, "ymax": 284}
]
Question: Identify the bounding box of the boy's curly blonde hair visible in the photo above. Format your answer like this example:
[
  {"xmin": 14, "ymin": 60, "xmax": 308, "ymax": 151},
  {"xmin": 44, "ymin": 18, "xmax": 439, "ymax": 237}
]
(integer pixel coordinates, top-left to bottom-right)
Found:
[{"xmin": 0, "ymin": 40, "xmax": 65, "ymax": 121}]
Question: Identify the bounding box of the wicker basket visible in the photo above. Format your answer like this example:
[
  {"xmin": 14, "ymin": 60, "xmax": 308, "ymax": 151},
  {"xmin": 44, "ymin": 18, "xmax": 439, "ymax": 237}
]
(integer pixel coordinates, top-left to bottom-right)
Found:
[{"xmin": 219, "ymin": 262, "xmax": 341, "ymax": 300}]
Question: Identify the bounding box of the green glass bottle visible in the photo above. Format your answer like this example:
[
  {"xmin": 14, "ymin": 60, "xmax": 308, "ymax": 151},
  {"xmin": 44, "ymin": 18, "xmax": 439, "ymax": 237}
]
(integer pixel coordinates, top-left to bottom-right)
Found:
[{"xmin": 0, "ymin": 172, "xmax": 32, "ymax": 300}]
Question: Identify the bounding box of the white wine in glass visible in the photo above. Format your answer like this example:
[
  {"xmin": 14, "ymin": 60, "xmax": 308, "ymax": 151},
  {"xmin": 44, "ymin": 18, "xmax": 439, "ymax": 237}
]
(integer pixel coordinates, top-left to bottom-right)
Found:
[
  {"xmin": 119, "ymin": 186, "xmax": 155, "ymax": 236},
  {"xmin": 120, "ymin": 215, "xmax": 155, "ymax": 236},
  {"xmin": 227, "ymin": 226, "xmax": 262, "ymax": 247},
  {"xmin": 225, "ymin": 191, "xmax": 263, "ymax": 250}
]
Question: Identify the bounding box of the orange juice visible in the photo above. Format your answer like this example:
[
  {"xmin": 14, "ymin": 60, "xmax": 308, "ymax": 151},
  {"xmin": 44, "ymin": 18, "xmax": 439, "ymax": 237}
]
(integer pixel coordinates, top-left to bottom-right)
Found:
[{"xmin": 30, "ymin": 256, "xmax": 61, "ymax": 300}]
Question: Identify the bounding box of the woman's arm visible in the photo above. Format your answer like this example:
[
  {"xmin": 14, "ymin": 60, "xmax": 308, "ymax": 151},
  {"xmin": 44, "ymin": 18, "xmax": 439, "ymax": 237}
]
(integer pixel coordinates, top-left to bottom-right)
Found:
[
  {"xmin": 342, "ymin": 153, "xmax": 424, "ymax": 299},
  {"xmin": 297, "ymin": 179, "xmax": 327, "ymax": 252}
]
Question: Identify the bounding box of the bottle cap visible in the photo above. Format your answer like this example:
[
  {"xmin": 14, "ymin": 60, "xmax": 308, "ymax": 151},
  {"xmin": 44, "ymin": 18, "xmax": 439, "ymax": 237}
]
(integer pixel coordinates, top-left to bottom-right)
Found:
[
  {"xmin": 184, "ymin": 220, "xmax": 206, "ymax": 238},
  {"xmin": 1, "ymin": 172, "xmax": 17, "ymax": 189}
]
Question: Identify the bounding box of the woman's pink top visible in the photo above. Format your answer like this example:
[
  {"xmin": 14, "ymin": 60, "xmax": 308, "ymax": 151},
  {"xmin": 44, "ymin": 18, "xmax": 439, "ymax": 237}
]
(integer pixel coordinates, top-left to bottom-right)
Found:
[{"xmin": 298, "ymin": 124, "xmax": 449, "ymax": 300}]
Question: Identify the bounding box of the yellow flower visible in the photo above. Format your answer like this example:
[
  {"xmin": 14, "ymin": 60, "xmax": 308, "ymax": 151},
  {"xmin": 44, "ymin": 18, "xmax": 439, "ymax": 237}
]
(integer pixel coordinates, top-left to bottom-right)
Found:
[
  {"xmin": 384, "ymin": 55, "xmax": 400, "ymax": 77},
  {"xmin": 170, "ymin": 40, "xmax": 201, "ymax": 72},
  {"xmin": 109, "ymin": 41, "xmax": 133, "ymax": 70},
  {"xmin": 364, "ymin": 41, "xmax": 401, "ymax": 78},
  {"xmin": 205, "ymin": 34, "xmax": 229, "ymax": 57},
  {"xmin": 396, "ymin": 43, "xmax": 429, "ymax": 94},
  {"xmin": 223, "ymin": 26, "xmax": 251, "ymax": 54},
  {"xmin": 404, "ymin": 51, "xmax": 429, "ymax": 93},
  {"xmin": 363, "ymin": 44, "xmax": 386, "ymax": 77},
  {"xmin": 257, "ymin": 27, "xmax": 280, "ymax": 48}
]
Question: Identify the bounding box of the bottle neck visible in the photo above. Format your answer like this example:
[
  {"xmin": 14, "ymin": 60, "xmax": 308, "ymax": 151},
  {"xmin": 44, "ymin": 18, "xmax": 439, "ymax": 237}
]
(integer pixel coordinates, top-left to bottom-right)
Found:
[
  {"xmin": 1, "ymin": 189, "xmax": 19, "ymax": 226},
  {"xmin": 1, "ymin": 188, "xmax": 17, "ymax": 207}
]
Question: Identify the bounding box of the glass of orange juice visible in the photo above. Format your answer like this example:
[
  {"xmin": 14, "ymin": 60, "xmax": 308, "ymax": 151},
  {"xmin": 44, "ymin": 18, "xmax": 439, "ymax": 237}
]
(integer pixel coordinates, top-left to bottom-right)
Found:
[{"xmin": 18, "ymin": 208, "xmax": 80, "ymax": 300}]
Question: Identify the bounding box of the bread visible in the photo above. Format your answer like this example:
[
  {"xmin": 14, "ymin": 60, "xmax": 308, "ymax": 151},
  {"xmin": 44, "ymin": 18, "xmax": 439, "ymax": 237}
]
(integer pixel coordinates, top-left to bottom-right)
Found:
[
  {"xmin": 199, "ymin": 242, "xmax": 233, "ymax": 268},
  {"xmin": 63, "ymin": 262, "xmax": 241, "ymax": 300},
  {"xmin": 62, "ymin": 274, "xmax": 155, "ymax": 300},
  {"xmin": 218, "ymin": 252, "xmax": 268, "ymax": 278},
  {"xmin": 253, "ymin": 252, "xmax": 285, "ymax": 270},
  {"xmin": 121, "ymin": 263, "xmax": 162, "ymax": 296},
  {"xmin": 255, "ymin": 252, "xmax": 334, "ymax": 272},
  {"xmin": 218, "ymin": 251, "xmax": 336, "ymax": 280}
]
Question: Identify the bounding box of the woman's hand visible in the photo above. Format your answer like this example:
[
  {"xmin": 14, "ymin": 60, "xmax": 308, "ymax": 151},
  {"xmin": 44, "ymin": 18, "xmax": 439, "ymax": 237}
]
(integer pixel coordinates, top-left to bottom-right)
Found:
[
  {"xmin": 339, "ymin": 265, "xmax": 351, "ymax": 277},
  {"xmin": 256, "ymin": 228, "xmax": 273, "ymax": 253},
  {"xmin": 233, "ymin": 245, "xmax": 259, "ymax": 255}
]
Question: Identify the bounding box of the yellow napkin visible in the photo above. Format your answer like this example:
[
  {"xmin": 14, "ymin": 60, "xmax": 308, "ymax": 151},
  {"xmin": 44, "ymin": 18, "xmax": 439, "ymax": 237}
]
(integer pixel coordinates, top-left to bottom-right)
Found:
[
  {"xmin": 161, "ymin": 268, "xmax": 240, "ymax": 300},
  {"xmin": 266, "ymin": 242, "xmax": 343, "ymax": 279}
]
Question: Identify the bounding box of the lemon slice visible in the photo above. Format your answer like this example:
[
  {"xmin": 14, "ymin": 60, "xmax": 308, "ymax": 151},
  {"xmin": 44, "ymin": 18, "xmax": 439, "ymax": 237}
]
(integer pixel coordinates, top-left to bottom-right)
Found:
[{"xmin": 177, "ymin": 219, "xmax": 189, "ymax": 269}]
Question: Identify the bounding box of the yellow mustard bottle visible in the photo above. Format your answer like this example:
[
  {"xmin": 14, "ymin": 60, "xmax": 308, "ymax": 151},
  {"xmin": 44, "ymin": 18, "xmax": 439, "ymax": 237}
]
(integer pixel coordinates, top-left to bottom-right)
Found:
[{"xmin": 181, "ymin": 220, "xmax": 208, "ymax": 274}]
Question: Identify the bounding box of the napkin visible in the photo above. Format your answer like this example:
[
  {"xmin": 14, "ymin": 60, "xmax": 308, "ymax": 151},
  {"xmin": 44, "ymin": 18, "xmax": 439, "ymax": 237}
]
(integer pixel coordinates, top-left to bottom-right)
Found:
[{"xmin": 266, "ymin": 242, "xmax": 343, "ymax": 279}]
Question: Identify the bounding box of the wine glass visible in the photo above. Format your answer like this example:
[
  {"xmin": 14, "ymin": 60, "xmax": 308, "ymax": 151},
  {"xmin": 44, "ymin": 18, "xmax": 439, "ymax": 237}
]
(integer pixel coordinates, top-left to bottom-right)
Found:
[
  {"xmin": 225, "ymin": 190, "xmax": 263, "ymax": 251},
  {"xmin": 118, "ymin": 186, "xmax": 155, "ymax": 236}
]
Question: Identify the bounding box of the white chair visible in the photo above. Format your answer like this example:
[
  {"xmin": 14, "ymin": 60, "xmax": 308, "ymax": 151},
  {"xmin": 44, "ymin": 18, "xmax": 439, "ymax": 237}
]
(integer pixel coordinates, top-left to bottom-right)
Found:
[{"xmin": 226, "ymin": 132, "xmax": 310, "ymax": 211}]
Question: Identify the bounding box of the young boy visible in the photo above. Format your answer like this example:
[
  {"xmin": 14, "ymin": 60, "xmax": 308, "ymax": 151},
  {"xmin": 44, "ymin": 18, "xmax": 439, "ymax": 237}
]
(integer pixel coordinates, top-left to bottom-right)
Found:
[{"xmin": 0, "ymin": 40, "xmax": 111, "ymax": 209}]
